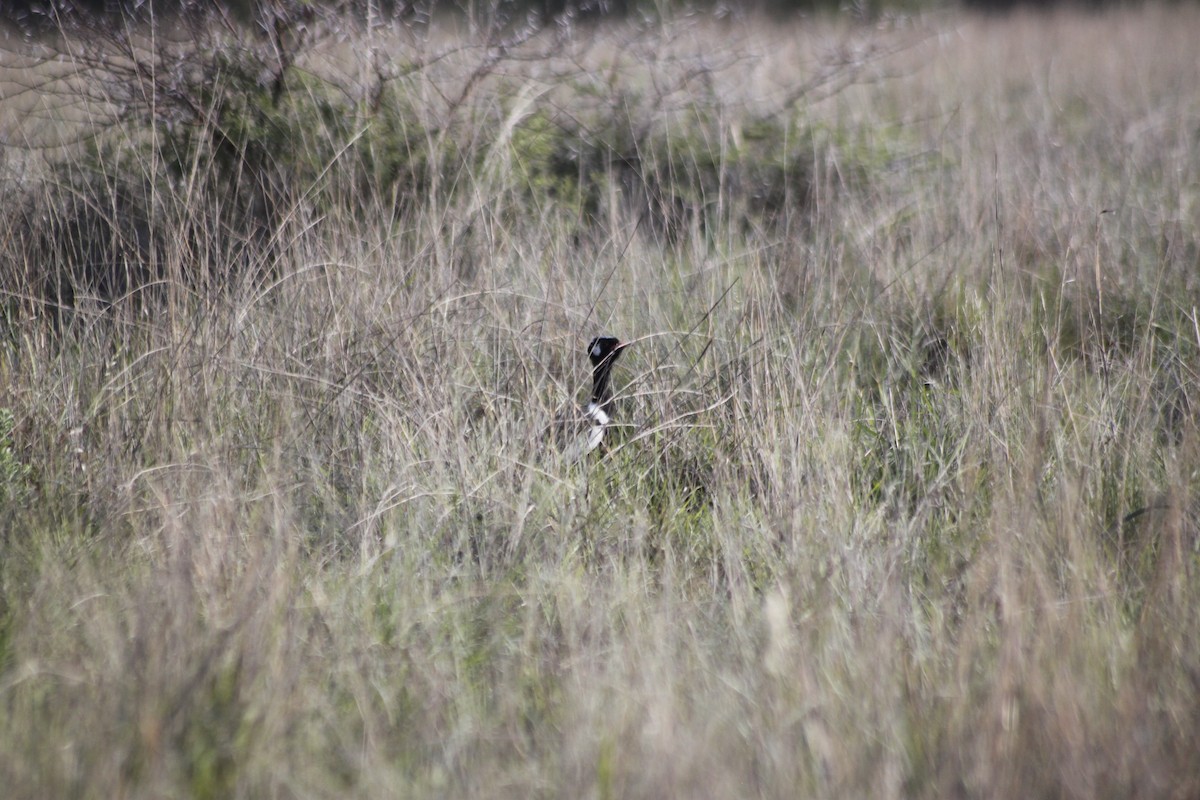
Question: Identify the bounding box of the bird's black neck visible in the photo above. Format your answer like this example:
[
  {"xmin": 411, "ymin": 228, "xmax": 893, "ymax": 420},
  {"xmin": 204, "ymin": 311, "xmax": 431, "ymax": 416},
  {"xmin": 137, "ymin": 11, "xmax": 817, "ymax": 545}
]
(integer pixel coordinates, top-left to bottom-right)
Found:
[{"xmin": 590, "ymin": 359, "xmax": 618, "ymax": 414}]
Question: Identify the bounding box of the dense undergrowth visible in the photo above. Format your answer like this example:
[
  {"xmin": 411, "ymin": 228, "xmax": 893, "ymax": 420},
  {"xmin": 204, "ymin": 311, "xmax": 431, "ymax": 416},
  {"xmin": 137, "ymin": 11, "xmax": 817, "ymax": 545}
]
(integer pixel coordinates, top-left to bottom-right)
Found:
[{"xmin": 1, "ymin": 4, "xmax": 1199, "ymax": 798}]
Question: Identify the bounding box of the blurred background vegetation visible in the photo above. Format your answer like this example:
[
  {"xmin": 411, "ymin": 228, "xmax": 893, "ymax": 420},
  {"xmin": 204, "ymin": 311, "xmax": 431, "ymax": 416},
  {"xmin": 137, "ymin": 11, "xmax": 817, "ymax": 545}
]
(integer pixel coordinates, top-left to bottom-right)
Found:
[{"xmin": 5, "ymin": 0, "xmax": 1150, "ymax": 34}]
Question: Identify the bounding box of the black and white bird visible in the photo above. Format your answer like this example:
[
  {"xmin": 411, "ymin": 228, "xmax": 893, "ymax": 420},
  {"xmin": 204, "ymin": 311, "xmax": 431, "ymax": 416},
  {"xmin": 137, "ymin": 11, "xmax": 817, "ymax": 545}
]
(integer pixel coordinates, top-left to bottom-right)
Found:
[{"xmin": 562, "ymin": 335, "xmax": 631, "ymax": 462}]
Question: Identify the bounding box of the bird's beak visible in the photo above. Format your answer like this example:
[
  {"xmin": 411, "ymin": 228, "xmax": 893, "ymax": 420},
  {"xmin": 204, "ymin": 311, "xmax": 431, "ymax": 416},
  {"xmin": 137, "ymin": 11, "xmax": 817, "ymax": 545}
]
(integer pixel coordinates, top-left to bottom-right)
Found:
[{"xmin": 615, "ymin": 340, "xmax": 632, "ymax": 352}]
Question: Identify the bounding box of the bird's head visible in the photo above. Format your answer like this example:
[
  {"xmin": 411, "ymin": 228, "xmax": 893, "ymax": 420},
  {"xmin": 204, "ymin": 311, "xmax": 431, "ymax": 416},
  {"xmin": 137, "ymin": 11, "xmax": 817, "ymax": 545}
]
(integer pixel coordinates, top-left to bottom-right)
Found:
[{"xmin": 587, "ymin": 336, "xmax": 630, "ymax": 367}]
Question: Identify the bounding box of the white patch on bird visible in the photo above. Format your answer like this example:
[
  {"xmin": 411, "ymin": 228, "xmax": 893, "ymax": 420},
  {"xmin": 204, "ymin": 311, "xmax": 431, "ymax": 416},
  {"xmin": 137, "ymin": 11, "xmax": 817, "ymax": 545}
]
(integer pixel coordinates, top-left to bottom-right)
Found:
[
  {"xmin": 586, "ymin": 424, "xmax": 605, "ymax": 453},
  {"xmin": 591, "ymin": 342, "xmax": 602, "ymax": 358},
  {"xmin": 562, "ymin": 402, "xmax": 612, "ymax": 463},
  {"xmin": 584, "ymin": 401, "xmax": 610, "ymax": 426}
]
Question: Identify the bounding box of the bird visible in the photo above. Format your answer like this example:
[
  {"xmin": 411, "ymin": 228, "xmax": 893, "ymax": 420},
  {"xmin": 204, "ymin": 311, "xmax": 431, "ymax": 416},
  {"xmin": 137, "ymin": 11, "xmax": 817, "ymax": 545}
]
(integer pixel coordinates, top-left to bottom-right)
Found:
[{"xmin": 561, "ymin": 335, "xmax": 631, "ymax": 462}]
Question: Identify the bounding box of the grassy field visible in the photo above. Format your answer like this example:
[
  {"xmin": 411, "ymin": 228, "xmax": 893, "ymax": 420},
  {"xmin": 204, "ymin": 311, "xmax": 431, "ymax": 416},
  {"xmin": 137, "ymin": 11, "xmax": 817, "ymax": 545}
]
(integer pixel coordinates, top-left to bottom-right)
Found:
[{"xmin": 2, "ymin": 4, "xmax": 1199, "ymax": 798}]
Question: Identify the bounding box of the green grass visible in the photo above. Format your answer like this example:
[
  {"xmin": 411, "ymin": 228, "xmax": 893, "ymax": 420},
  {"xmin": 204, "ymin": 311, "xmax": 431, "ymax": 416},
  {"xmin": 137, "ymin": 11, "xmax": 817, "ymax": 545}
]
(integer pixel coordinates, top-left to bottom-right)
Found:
[{"xmin": 1, "ymin": 5, "xmax": 1199, "ymax": 798}]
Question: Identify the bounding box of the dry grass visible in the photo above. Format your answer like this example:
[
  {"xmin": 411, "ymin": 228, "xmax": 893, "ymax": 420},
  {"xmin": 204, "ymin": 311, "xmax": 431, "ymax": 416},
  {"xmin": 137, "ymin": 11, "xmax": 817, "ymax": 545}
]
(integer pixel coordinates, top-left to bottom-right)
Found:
[{"xmin": 2, "ymin": 5, "xmax": 1199, "ymax": 798}]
